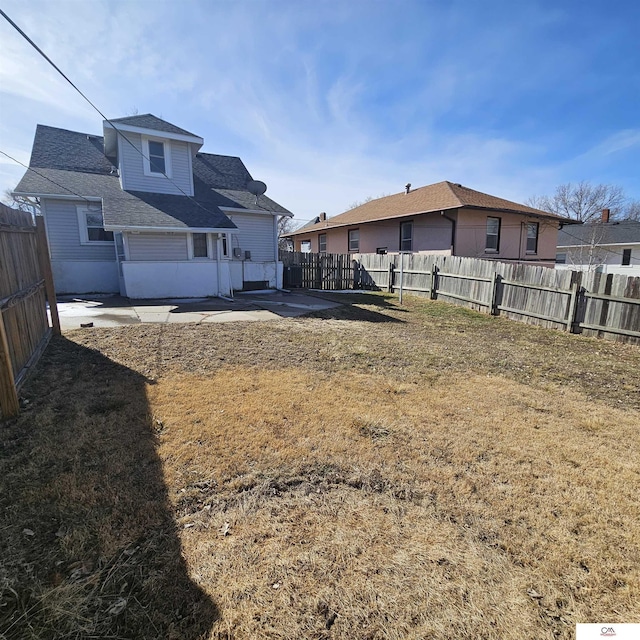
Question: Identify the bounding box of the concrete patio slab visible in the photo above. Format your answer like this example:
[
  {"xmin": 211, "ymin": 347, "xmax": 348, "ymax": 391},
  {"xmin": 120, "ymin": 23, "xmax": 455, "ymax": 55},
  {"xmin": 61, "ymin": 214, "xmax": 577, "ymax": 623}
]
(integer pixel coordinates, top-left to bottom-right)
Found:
[{"xmin": 53, "ymin": 291, "xmax": 340, "ymax": 331}]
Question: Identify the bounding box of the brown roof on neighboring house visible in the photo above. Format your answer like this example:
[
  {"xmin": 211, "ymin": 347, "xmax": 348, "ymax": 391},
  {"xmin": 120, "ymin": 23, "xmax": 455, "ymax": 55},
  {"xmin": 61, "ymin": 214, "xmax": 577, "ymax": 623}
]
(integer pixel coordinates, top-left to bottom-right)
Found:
[{"xmin": 286, "ymin": 181, "xmax": 569, "ymax": 236}]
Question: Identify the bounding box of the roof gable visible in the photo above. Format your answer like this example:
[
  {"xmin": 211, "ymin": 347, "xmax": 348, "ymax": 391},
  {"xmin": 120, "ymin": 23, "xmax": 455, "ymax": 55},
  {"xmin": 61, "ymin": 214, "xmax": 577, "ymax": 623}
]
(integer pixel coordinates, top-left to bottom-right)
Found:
[{"xmin": 108, "ymin": 114, "xmax": 198, "ymax": 137}]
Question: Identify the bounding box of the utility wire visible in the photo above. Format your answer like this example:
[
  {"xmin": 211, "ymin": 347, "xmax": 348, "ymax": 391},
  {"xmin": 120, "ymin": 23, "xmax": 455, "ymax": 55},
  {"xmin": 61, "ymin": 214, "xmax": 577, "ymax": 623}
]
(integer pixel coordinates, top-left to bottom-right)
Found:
[
  {"xmin": 0, "ymin": 8, "xmax": 262, "ymax": 221},
  {"xmin": 0, "ymin": 149, "xmax": 96, "ymax": 205}
]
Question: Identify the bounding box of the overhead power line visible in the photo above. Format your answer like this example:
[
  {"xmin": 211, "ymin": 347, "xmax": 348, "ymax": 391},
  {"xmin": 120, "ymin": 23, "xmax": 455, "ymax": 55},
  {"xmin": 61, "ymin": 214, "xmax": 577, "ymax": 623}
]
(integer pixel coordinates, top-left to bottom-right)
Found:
[{"xmin": 0, "ymin": 8, "xmax": 257, "ymax": 222}]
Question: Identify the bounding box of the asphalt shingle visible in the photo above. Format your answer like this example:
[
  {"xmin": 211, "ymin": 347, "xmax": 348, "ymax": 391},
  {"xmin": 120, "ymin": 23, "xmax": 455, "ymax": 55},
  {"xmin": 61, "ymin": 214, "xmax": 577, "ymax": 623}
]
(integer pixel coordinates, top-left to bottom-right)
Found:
[
  {"xmin": 557, "ymin": 221, "xmax": 640, "ymax": 247},
  {"xmin": 14, "ymin": 123, "xmax": 291, "ymax": 229},
  {"xmin": 286, "ymin": 181, "xmax": 567, "ymax": 236}
]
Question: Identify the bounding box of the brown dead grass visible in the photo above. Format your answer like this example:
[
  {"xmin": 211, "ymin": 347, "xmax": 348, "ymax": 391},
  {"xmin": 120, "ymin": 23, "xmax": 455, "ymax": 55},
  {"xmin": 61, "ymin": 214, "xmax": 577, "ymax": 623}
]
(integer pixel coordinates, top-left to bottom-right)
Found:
[{"xmin": 2, "ymin": 293, "xmax": 639, "ymax": 639}]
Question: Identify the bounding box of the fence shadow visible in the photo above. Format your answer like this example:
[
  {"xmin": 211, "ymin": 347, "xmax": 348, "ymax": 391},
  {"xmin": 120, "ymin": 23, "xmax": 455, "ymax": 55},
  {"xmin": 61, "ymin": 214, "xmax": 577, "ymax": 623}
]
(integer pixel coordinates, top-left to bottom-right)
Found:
[{"xmin": 0, "ymin": 337, "xmax": 218, "ymax": 639}]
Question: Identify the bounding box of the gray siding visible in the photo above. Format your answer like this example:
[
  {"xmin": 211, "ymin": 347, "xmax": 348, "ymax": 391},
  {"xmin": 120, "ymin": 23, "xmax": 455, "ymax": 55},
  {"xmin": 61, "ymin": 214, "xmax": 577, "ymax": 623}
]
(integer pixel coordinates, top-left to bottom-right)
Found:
[
  {"xmin": 43, "ymin": 199, "xmax": 116, "ymax": 262},
  {"xmin": 118, "ymin": 132, "xmax": 193, "ymax": 195},
  {"xmin": 229, "ymin": 213, "xmax": 275, "ymax": 262},
  {"xmin": 127, "ymin": 232, "xmax": 188, "ymax": 261}
]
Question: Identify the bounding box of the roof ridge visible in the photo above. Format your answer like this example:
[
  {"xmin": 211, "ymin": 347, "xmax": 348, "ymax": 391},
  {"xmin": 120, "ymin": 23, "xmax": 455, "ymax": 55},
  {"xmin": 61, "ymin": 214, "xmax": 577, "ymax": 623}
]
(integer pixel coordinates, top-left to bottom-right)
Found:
[{"xmin": 36, "ymin": 123, "xmax": 102, "ymax": 139}]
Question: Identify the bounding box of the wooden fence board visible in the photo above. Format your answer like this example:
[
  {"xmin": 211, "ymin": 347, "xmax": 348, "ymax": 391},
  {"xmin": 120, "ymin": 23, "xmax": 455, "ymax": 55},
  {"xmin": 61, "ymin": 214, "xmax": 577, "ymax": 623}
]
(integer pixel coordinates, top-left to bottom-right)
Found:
[
  {"xmin": 0, "ymin": 204, "xmax": 58, "ymax": 418},
  {"xmin": 280, "ymin": 250, "xmax": 640, "ymax": 345}
]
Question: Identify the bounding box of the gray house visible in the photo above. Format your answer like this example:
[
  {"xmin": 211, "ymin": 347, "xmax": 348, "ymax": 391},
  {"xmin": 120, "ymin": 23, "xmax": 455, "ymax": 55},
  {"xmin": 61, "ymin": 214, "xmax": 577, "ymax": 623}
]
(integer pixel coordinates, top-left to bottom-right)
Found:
[
  {"xmin": 556, "ymin": 219, "xmax": 640, "ymax": 276},
  {"xmin": 13, "ymin": 114, "xmax": 292, "ymax": 297}
]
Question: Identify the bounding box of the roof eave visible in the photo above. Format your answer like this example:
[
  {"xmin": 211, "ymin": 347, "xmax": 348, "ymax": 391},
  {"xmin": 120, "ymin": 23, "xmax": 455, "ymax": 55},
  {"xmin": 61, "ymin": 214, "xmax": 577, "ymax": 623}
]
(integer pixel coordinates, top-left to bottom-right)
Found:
[{"xmin": 104, "ymin": 224, "xmax": 239, "ymax": 233}]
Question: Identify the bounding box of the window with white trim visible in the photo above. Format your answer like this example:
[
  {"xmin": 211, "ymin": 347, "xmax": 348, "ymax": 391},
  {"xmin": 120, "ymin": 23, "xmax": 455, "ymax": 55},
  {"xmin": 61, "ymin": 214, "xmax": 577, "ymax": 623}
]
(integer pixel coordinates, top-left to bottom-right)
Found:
[
  {"xmin": 142, "ymin": 137, "xmax": 172, "ymax": 177},
  {"xmin": 348, "ymin": 229, "xmax": 360, "ymax": 252},
  {"xmin": 622, "ymin": 249, "xmax": 632, "ymax": 266},
  {"xmin": 77, "ymin": 205, "xmax": 113, "ymax": 244},
  {"xmin": 318, "ymin": 234, "xmax": 327, "ymax": 252},
  {"xmin": 526, "ymin": 222, "xmax": 539, "ymax": 254},
  {"xmin": 485, "ymin": 217, "xmax": 500, "ymax": 252}
]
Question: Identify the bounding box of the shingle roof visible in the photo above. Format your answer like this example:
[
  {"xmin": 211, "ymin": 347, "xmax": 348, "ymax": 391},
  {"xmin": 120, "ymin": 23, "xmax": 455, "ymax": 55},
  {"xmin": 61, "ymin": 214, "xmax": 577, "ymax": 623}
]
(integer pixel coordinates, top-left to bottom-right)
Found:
[
  {"xmin": 14, "ymin": 123, "xmax": 291, "ymax": 228},
  {"xmin": 108, "ymin": 114, "xmax": 199, "ymax": 137},
  {"xmin": 557, "ymin": 221, "xmax": 640, "ymax": 247},
  {"xmin": 285, "ymin": 180, "xmax": 568, "ymax": 236},
  {"xmin": 29, "ymin": 125, "xmax": 115, "ymax": 174}
]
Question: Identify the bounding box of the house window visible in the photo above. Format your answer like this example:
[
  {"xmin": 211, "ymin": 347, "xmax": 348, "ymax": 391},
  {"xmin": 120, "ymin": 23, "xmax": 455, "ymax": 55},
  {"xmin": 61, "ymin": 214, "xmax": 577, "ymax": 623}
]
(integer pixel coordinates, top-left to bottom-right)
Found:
[
  {"xmin": 318, "ymin": 234, "xmax": 327, "ymax": 253},
  {"xmin": 400, "ymin": 221, "xmax": 413, "ymax": 252},
  {"xmin": 221, "ymin": 234, "xmax": 229, "ymax": 258},
  {"xmin": 77, "ymin": 206, "xmax": 114, "ymax": 244},
  {"xmin": 622, "ymin": 249, "xmax": 632, "ymax": 266},
  {"xmin": 556, "ymin": 253, "xmax": 567, "ymax": 264},
  {"xmin": 300, "ymin": 240, "xmax": 311, "ymax": 253},
  {"xmin": 348, "ymin": 229, "xmax": 360, "ymax": 252},
  {"xmin": 142, "ymin": 137, "xmax": 172, "ymax": 177},
  {"xmin": 485, "ymin": 217, "xmax": 500, "ymax": 252},
  {"xmin": 193, "ymin": 233, "xmax": 209, "ymax": 258},
  {"xmin": 526, "ymin": 222, "xmax": 539, "ymax": 253}
]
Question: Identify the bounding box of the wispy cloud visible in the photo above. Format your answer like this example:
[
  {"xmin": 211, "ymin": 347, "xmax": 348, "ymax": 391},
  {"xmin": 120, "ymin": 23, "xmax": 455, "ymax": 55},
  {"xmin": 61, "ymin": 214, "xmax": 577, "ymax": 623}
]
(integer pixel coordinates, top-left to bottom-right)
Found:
[{"xmin": 1, "ymin": 0, "xmax": 639, "ymax": 213}]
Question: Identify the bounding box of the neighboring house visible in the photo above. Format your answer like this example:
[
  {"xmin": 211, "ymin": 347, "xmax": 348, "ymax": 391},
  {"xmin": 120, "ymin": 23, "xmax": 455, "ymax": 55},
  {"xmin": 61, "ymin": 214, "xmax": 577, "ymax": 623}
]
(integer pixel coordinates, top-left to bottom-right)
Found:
[
  {"xmin": 556, "ymin": 218, "xmax": 640, "ymax": 276},
  {"xmin": 13, "ymin": 114, "xmax": 292, "ymax": 298},
  {"xmin": 285, "ymin": 181, "xmax": 572, "ymax": 265}
]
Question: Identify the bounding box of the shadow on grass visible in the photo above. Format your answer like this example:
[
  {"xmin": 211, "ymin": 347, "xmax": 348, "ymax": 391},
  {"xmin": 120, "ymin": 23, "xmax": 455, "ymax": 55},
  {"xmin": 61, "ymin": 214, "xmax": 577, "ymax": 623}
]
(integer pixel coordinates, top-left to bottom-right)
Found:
[
  {"xmin": 0, "ymin": 337, "xmax": 217, "ymax": 639},
  {"xmin": 304, "ymin": 291, "xmax": 407, "ymax": 323}
]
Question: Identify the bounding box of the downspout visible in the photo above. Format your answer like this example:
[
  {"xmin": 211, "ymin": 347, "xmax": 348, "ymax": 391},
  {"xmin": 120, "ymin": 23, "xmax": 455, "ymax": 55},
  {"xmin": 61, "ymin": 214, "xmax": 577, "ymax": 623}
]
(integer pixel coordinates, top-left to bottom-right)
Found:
[{"xmin": 440, "ymin": 211, "xmax": 456, "ymax": 255}]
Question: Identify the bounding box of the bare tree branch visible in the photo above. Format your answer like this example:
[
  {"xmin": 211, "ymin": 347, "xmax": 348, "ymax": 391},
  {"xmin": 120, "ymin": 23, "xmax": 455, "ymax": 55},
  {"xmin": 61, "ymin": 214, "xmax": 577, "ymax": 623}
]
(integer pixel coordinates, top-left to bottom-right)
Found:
[{"xmin": 527, "ymin": 182, "xmax": 626, "ymax": 222}]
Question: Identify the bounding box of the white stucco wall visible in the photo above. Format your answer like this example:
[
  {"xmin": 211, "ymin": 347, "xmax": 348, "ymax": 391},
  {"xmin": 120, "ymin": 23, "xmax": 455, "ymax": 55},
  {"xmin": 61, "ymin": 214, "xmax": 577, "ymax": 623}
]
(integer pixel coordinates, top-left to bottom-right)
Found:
[
  {"xmin": 122, "ymin": 261, "xmax": 219, "ymax": 298},
  {"xmin": 52, "ymin": 260, "xmax": 119, "ymax": 294}
]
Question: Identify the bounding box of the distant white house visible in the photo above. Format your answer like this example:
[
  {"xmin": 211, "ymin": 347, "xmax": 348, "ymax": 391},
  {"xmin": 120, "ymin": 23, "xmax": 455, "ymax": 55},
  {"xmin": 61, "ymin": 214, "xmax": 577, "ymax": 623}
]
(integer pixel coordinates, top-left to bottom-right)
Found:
[
  {"xmin": 555, "ymin": 219, "xmax": 640, "ymax": 276},
  {"xmin": 13, "ymin": 114, "xmax": 292, "ymax": 298}
]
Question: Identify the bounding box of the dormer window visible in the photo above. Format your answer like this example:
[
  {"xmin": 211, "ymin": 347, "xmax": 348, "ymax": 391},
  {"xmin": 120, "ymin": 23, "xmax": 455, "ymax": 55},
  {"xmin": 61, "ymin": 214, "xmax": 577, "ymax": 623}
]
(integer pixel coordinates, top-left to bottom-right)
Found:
[
  {"xmin": 142, "ymin": 136, "xmax": 172, "ymax": 177},
  {"xmin": 148, "ymin": 141, "xmax": 165, "ymax": 173}
]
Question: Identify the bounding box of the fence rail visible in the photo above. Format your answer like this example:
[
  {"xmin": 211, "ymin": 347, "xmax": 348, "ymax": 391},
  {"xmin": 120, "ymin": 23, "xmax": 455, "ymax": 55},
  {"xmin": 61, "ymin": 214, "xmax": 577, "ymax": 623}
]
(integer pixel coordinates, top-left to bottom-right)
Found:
[
  {"xmin": 280, "ymin": 250, "xmax": 640, "ymax": 345},
  {"xmin": 1, "ymin": 205, "xmax": 60, "ymax": 418}
]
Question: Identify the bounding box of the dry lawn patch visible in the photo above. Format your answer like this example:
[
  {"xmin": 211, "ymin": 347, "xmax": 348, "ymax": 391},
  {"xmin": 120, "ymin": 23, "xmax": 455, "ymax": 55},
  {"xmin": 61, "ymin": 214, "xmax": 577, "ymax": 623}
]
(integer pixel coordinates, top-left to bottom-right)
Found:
[{"xmin": 2, "ymin": 293, "xmax": 639, "ymax": 639}]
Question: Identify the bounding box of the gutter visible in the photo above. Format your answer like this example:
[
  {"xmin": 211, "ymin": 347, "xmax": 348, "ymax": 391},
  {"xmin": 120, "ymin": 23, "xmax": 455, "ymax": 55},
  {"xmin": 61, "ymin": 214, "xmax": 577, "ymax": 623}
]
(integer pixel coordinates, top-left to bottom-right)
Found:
[{"xmin": 440, "ymin": 211, "xmax": 456, "ymax": 255}]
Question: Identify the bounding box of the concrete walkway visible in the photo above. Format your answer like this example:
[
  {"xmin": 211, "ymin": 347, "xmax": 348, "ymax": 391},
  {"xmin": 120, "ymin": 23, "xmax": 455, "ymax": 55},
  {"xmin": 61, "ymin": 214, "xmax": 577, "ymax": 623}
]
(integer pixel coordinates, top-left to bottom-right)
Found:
[{"xmin": 53, "ymin": 291, "xmax": 341, "ymax": 332}]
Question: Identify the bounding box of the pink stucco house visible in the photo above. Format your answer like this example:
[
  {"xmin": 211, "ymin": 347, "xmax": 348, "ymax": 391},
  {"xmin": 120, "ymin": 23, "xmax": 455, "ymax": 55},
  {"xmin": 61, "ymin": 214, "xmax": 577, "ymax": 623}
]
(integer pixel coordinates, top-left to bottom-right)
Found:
[{"xmin": 285, "ymin": 181, "xmax": 571, "ymax": 265}]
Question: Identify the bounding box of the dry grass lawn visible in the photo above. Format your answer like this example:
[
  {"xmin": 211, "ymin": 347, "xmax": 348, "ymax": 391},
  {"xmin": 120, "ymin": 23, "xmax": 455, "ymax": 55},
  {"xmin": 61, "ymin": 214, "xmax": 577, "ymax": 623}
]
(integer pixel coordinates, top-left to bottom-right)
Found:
[{"xmin": 1, "ymin": 293, "xmax": 639, "ymax": 639}]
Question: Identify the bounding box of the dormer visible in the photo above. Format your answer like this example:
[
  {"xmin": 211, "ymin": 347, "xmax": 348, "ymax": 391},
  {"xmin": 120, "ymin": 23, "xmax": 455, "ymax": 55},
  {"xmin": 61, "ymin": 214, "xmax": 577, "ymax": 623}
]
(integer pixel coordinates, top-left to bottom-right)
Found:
[{"xmin": 103, "ymin": 114, "xmax": 204, "ymax": 196}]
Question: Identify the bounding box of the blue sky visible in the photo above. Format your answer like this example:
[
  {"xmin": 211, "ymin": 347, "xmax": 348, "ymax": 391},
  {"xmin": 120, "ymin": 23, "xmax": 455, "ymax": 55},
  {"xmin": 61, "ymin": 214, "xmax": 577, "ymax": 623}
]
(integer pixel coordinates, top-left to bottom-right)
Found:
[{"xmin": 1, "ymin": 0, "xmax": 638, "ymax": 224}]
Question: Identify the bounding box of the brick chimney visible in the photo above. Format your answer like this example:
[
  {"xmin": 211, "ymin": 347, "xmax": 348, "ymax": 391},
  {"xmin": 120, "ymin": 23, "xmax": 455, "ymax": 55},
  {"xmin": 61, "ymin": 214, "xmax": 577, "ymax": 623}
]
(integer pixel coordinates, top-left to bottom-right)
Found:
[{"xmin": 602, "ymin": 208, "xmax": 610, "ymax": 223}]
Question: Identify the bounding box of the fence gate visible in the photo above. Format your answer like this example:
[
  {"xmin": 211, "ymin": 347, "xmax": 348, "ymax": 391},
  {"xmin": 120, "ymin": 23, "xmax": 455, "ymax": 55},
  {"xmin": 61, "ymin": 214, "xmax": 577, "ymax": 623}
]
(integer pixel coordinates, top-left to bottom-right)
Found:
[{"xmin": 0, "ymin": 206, "xmax": 60, "ymax": 418}]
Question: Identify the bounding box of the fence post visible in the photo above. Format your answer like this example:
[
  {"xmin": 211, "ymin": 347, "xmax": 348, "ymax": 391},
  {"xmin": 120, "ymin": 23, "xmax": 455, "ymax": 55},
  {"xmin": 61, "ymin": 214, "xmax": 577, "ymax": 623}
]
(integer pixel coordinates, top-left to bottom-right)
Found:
[
  {"xmin": 490, "ymin": 272, "xmax": 502, "ymax": 316},
  {"xmin": 387, "ymin": 262, "xmax": 394, "ymax": 292},
  {"xmin": 35, "ymin": 217, "xmax": 61, "ymax": 335},
  {"xmin": 430, "ymin": 264, "xmax": 438, "ymax": 300},
  {"xmin": 566, "ymin": 281, "xmax": 579, "ymax": 332},
  {"xmin": 0, "ymin": 311, "xmax": 20, "ymax": 418}
]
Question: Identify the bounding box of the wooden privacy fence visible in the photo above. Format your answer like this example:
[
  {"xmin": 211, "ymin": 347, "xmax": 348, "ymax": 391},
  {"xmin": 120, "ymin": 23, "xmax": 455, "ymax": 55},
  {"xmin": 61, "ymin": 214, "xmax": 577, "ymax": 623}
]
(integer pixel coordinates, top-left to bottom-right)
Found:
[
  {"xmin": 1, "ymin": 206, "xmax": 60, "ymax": 418},
  {"xmin": 280, "ymin": 250, "xmax": 640, "ymax": 345}
]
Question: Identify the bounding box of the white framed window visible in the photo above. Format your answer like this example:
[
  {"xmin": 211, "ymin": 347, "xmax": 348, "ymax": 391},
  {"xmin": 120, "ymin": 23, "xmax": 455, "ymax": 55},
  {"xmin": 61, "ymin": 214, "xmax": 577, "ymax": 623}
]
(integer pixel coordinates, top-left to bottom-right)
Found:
[
  {"xmin": 221, "ymin": 233, "xmax": 230, "ymax": 258},
  {"xmin": 76, "ymin": 205, "xmax": 114, "ymax": 245},
  {"xmin": 485, "ymin": 217, "xmax": 500, "ymax": 252},
  {"xmin": 526, "ymin": 222, "xmax": 539, "ymax": 254},
  {"xmin": 142, "ymin": 136, "xmax": 172, "ymax": 177},
  {"xmin": 348, "ymin": 229, "xmax": 360, "ymax": 252},
  {"xmin": 318, "ymin": 234, "xmax": 327, "ymax": 252},
  {"xmin": 300, "ymin": 240, "xmax": 311, "ymax": 253},
  {"xmin": 400, "ymin": 221, "xmax": 413, "ymax": 252}
]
